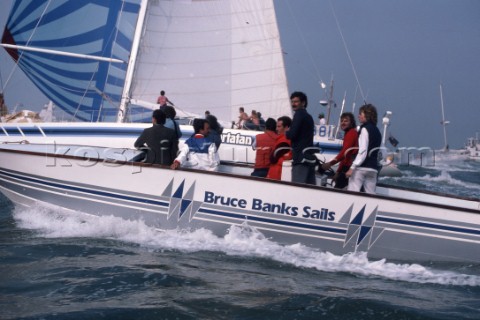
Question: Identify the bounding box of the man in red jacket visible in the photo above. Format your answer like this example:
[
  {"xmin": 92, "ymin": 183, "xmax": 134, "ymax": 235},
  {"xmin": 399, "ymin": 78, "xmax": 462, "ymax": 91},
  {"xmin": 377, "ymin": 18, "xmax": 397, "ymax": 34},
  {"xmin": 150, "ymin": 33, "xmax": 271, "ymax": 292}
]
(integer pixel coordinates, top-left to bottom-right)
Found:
[{"xmin": 321, "ymin": 112, "xmax": 358, "ymax": 188}]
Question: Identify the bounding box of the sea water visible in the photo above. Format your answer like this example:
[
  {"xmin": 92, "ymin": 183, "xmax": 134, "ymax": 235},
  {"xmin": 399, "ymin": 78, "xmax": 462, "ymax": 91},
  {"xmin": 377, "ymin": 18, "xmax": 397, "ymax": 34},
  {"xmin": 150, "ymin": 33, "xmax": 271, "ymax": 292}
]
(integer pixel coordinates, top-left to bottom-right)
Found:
[
  {"xmin": 380, "ymin": 153, "xmax": 480, "ymax": 198},
  {"xmin": 1, "ymin": 156, "xmax": 479, "ymax": 319}
]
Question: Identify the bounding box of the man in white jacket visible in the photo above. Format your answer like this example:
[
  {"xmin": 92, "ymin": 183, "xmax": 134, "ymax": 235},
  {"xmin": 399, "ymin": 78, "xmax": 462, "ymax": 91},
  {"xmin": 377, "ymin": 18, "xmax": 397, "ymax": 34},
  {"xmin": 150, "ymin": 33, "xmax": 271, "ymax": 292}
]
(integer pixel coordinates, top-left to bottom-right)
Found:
[{"xmin": 170, "ymin": 118, "xmax": 220, "ymax": 171}]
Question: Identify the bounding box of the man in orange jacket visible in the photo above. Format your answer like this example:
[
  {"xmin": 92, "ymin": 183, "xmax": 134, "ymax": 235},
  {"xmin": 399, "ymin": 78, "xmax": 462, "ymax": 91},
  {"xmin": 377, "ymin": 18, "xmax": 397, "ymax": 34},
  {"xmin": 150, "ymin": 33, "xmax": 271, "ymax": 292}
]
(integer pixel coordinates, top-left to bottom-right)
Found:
[{"xmin": 251, "ymin": 118, "xmax": 278, "ymax": 177}]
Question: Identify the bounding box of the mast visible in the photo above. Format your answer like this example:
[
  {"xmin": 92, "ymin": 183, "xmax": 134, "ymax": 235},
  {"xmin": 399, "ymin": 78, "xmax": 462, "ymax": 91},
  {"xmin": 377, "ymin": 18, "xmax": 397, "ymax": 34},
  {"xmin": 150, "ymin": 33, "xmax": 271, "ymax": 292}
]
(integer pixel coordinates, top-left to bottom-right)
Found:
[
  {"xmin": 381, "ymin": 111, "xmax": 393, "ymax": 162},
  {"xmin": 117, "ymin": 0, "xmax": 149, "ymax": 123},
  {"xmin": 326, "ymin": 79, "xmax": 334, "ymax": 125},
  {"xmin": 335, "ymin": 91, "xmax": 346, "ymax": 138},
  {"xmin": 439, "ymin": 84, "xmax": 449, "ymax": 152},
  {"xmin": 319, "ymin": 78, "xmax": 335, "ymax": 125}
]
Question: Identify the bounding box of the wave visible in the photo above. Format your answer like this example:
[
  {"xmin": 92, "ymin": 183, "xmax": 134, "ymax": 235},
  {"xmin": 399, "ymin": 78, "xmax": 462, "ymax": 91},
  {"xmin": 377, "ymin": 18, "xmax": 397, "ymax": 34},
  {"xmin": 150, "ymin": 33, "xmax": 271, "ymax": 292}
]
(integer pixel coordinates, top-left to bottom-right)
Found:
[
  {"xmin": 380, "ymin": 163, "xmax": 480, "ymax": 198},
  {"xmin": 395, "ymin": 151, "xmax": 479, "ymax": 171},
  {"xmin": 13, "ymin": 204, "xmax": 480, "ymax": 287},
  {"xmin": 394, "ymin": 169, "xmax": 474, "ymax": 187}
]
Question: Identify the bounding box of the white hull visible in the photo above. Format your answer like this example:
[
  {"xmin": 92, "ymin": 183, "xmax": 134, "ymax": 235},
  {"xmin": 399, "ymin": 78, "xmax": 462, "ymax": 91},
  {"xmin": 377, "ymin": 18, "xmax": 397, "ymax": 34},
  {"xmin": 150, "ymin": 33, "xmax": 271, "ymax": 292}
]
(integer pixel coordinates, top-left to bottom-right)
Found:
[{"xmin": 1, "ymin": 143, "xmax": 479, "ymax": 263}]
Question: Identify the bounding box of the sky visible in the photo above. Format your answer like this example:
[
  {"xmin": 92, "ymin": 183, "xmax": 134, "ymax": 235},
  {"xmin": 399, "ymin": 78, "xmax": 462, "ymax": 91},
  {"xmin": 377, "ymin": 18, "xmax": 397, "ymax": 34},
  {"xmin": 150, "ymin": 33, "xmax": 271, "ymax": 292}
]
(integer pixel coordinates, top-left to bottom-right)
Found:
[{"xmin": 1, "ymin": 0, "xmax": 479, "ymax": 149}]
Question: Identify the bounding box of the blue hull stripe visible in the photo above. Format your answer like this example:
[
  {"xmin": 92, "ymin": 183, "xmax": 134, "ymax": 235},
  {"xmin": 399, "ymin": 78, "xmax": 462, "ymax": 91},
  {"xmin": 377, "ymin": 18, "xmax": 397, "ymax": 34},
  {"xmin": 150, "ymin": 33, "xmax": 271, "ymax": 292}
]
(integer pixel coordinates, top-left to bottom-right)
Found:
[
  {"xmin": 199, "ymin": 208, "xmax": 346, "ymax": 235},
  {"xmin": 377, "ymin": 216, "xmax": 480, "ymax": 236},
  {"xmin": 0, "ymin": 169, "xmax": 169, "ymax": 207}
]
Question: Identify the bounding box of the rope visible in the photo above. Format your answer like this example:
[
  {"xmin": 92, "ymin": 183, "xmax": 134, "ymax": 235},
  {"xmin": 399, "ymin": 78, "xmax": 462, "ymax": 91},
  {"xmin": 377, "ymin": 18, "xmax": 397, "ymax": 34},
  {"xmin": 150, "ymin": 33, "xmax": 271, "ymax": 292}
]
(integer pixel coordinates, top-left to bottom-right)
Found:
[
  {"xmin": 328, "ymin": 0, "xmax": 366, "ymax": 103},
  {"xmin": 283, "ymin": 0, "xmax": 325, "ymax": 86},
  {"xmin": 2, "ymin": 1, "xmax": 52, "ymax": 91}
]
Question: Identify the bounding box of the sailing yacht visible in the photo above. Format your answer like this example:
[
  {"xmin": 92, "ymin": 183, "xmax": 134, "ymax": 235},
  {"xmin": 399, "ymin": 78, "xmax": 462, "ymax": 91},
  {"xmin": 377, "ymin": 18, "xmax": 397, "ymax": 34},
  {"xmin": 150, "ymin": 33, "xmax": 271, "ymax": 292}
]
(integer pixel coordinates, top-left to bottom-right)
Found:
[{"xmin": 2, "ymin": 1, "xmax": 479, "ymax": 263}]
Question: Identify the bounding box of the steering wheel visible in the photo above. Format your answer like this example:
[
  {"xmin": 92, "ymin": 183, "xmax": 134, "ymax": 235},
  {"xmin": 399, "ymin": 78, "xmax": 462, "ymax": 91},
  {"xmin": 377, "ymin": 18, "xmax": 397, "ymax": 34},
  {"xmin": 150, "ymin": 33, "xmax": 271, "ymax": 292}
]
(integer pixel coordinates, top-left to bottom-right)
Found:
[{"xmin": 316, "ymin": 158, "xmax": 335, "ymax": 177}]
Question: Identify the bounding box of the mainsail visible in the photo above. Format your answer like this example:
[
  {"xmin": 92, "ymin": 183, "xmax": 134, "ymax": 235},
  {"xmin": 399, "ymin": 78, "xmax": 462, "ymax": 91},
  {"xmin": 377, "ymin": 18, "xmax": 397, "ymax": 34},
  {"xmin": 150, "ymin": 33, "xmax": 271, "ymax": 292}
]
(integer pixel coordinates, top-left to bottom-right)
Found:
[
  {"xmin": 2, "ymin": 0, "xmax": 291, "ymax": 124},
  {"xmin": 130, "ymin": 0, "xmax": 291, "ymax": 123}
]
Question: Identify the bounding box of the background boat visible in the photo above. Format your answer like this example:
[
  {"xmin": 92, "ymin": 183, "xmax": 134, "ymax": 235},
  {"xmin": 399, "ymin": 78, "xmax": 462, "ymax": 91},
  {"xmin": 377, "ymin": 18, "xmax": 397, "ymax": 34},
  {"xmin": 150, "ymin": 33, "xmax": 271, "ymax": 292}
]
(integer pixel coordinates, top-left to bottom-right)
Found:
[{"xmin": 465, "ymin": 132, "xmax": 480, "ymax": 161}]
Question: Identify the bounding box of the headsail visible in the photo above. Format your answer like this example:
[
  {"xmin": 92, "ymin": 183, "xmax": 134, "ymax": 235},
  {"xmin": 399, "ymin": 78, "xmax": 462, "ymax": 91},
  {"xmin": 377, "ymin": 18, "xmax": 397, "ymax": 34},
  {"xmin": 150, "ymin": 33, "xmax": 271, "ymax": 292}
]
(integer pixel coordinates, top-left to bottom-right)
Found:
[
  {"xmin": 1, "ymin": 0, "xmax": 145, "ymax": 122},
  {"xmin": 130, "ymin": 0, "xmax": 291, "ymax": 124}
]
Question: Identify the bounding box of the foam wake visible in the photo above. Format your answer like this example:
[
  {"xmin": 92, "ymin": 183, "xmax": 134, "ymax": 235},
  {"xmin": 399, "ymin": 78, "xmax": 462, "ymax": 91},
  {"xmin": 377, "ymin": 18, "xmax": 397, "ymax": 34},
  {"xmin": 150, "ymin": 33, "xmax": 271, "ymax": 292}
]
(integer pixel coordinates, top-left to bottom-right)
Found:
[{"xmin": 14, "ymin": 204, "xmax": 480, "ymax": 287}]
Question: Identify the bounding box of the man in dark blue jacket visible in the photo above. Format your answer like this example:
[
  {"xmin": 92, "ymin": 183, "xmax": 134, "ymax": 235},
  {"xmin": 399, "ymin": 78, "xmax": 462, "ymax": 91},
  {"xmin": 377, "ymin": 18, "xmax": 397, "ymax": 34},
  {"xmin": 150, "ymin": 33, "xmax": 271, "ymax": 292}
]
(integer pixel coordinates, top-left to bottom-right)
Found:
[
  {"xmin": 134, "ymin": 109, "xmax": 178, "ymax": 165},
  {"xmin": 285, "ymin": 91, "xmax": 316, "ymax": 185}
]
